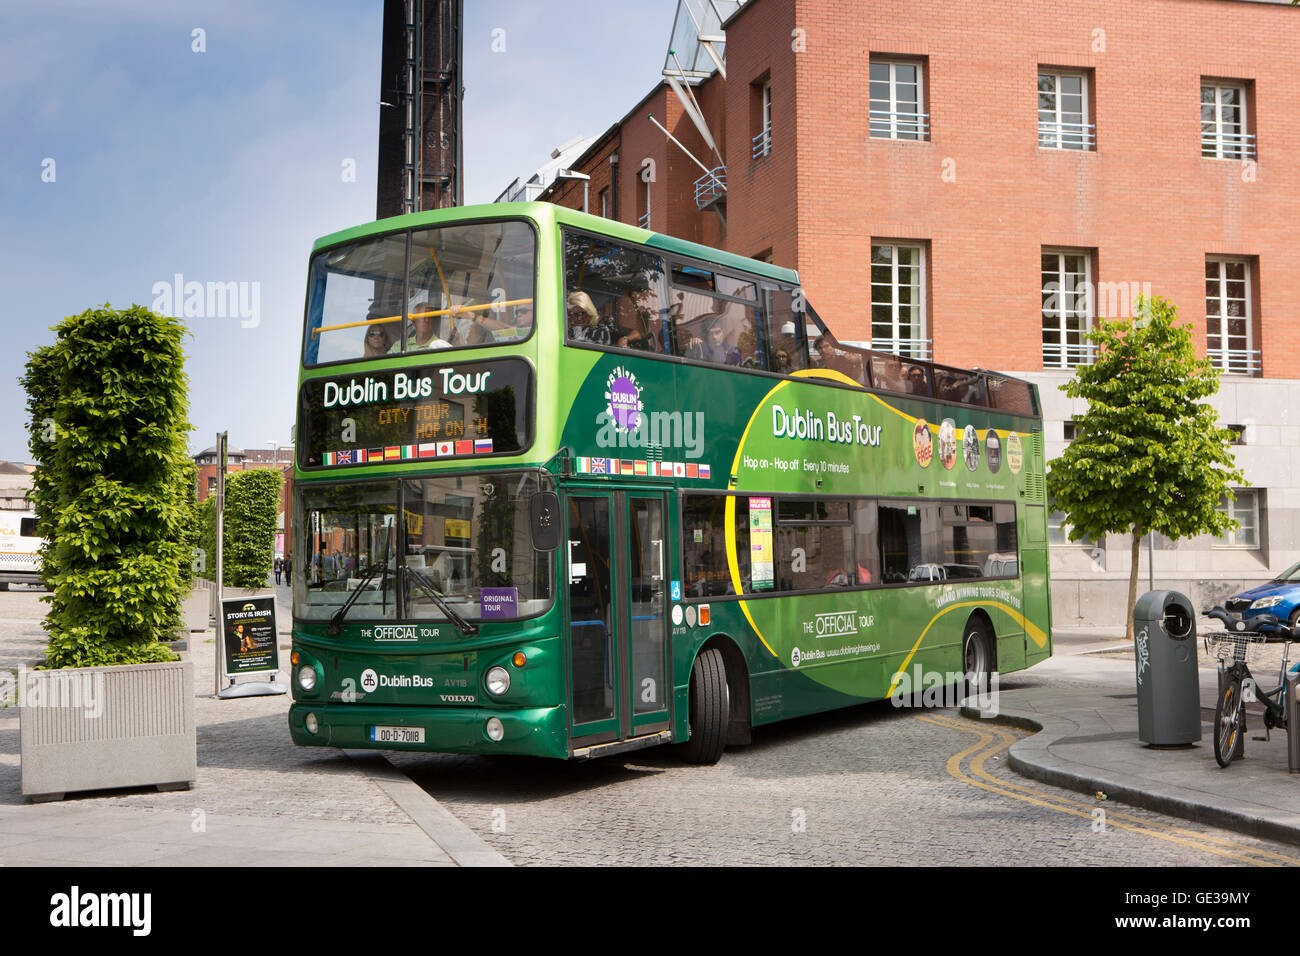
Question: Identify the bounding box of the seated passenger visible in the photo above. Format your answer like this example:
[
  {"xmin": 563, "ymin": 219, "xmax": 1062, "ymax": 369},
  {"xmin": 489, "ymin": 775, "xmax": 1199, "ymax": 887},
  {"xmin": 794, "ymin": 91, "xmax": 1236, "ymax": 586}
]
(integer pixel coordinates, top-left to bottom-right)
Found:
[
  {"xmin": 686, "ymin": 315, "xmax": 742, "ymax": 365},
  {"xmin": 824, "ymin": 568, "xmax": 850, "ymax": 587},
  {"xmin": 363, "ymin": 323, "xmax": 393, "ymax": 357},
  {"xmin": 814, "ymin": 332, "xmax": 865, "ymax": 384},
  {"xmin": 566, "ymin": 291, "xmax": 599, "ymax": 341},
  {"xmin": 389, "ymin": 299, "xmax": 451, "ymax": 353}
]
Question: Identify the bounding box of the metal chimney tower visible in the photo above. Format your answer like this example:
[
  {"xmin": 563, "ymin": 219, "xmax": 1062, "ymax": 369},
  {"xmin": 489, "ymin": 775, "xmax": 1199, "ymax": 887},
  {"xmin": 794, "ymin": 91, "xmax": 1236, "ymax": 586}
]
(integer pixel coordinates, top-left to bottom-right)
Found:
[{"xmin": 377, "ymin": 0, "xmax": 463, "ymax": 218}]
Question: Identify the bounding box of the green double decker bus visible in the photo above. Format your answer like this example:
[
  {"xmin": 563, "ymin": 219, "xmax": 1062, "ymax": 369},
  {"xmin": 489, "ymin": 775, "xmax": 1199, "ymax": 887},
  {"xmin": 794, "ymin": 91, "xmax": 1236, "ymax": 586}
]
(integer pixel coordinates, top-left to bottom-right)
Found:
[{"xmin": 289, "ymin": 201, "xmax": 1051, "ymax": 764}]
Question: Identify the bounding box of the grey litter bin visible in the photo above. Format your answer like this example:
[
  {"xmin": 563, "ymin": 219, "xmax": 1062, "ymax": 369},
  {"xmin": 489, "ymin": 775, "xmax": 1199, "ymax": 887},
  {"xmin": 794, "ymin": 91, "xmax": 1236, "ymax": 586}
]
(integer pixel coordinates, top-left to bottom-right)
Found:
[{"xmin": 1133, "ymin": 590, "xmax": 1201, "ymax": 745}]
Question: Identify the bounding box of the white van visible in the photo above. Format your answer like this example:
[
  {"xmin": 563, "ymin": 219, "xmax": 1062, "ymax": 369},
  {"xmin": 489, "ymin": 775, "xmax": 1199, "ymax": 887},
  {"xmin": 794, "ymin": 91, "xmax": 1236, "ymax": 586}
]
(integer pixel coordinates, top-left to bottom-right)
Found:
[{"xmin": 0, "ymin": 511, "xmax": 45, "ymax": 589}]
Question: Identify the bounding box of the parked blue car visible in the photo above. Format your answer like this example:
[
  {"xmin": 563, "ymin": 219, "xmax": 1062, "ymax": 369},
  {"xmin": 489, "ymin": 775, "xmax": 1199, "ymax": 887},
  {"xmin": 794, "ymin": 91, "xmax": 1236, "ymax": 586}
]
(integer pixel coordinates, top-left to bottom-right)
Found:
[{"xmin": 1225, "ymin": 562, "xmax": 1300, "ymax": 627}]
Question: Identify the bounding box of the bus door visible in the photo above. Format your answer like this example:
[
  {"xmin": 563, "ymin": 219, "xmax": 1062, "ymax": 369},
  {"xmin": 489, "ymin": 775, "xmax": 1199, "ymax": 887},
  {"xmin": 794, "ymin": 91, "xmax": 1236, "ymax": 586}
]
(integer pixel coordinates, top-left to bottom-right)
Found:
[{"xmin": 564, "ymin": 489, "xmax": 670, "ymax": 749}]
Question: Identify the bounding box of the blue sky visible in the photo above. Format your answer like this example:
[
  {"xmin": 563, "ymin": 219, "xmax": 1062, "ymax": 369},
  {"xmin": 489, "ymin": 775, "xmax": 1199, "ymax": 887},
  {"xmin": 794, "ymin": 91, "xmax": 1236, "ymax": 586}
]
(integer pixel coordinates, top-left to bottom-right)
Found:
[{"xmin": 1, "ymin": 0, "xmax": 674, "ymax": 461}]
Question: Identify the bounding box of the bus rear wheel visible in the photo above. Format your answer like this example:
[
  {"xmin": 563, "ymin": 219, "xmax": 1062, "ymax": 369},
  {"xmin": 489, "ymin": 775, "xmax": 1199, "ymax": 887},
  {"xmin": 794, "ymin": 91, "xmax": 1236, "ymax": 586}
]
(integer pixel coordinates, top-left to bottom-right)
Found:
[
  {"xmin": 680, "ymin": 647, "xmax": 729, "ymax": 765},
  {"xmin": 961, "ymin": 622, "xmax": 994, "ymax": 704}
]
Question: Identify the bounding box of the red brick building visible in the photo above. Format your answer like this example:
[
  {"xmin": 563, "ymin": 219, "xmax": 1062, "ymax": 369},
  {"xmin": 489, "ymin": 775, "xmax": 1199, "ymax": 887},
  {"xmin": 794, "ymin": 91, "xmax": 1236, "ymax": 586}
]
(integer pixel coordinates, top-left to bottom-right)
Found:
[
  {"xmin": 537, "ymin": 0, "xmax": 1300, "ymax": 625},
  {"xmin": 194, "ymin": 444, "xmax": 294, "ymax": 557}
]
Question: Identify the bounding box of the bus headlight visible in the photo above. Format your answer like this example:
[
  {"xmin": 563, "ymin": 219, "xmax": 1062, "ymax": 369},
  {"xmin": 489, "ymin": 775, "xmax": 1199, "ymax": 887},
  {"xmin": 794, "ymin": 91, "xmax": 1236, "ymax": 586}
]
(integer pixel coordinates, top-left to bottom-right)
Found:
[
  {"xmin": 485, "ymin": 717, "xmax": 505, "ymax": 741},
  {"xmin": 298, "ymin": 665, "xmax": 317, "ymax": 692},
  {"xmin": 486, "ymin": 666, "xmax": 511, "ymax": 696},
  {"xmin": 304, "ymin": 712, "xmax": 319, "ymax": 735}
]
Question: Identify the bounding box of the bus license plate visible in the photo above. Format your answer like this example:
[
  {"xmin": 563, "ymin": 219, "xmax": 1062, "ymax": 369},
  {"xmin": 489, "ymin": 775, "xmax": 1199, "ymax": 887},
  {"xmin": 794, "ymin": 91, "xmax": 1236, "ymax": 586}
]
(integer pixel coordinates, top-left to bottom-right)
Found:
[{"xmin": 371, "ymin": 725, "xmax": 425, "ymax": 744}]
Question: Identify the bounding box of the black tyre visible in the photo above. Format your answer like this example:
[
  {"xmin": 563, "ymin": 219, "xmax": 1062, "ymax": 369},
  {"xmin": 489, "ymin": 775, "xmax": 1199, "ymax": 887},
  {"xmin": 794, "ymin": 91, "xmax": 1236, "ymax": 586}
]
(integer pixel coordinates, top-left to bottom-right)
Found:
[
  {"xmin": 1214, "ymin": 676, "xmax": 1244, "ymax": 768},
  {"xmin": 680, "ymin": 647, "xmax": 729, "ymax": 765},
  {"xmin": 961, "ymin": 621, "xmax": 995, "ymax": 704}
]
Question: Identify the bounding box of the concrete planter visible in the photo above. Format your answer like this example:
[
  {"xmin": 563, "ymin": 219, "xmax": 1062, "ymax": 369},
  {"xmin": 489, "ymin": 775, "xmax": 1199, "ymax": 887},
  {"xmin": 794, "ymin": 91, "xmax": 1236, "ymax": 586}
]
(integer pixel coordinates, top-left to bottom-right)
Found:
[
  {"xmin": 20, "ymin": 659, "xmax": 196, "ymax": 802},
  {"xmin": 182, "ymin": 585, "xmax": 211, "ymax": 632}
]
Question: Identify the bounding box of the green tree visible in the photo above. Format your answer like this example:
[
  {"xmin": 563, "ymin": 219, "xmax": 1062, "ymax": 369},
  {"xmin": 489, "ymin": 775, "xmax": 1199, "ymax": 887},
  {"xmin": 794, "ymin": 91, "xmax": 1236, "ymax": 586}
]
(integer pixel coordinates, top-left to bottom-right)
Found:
[
  {"xmin": 1048, "ymin": 296, "xmax": 1244, "ymax": 639},
  {"xmin": 221, "ymin": 468, "xmax": 281, "ymax": 588},
  {"xmin": 22, "ymin": 305, "xmax": 193, "ymax": 667}
]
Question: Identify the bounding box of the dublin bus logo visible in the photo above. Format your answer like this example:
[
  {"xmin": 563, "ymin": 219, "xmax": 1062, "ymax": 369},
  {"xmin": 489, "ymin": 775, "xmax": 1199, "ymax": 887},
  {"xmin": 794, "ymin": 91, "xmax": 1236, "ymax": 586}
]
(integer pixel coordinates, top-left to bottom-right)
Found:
[{"xmin": 604, "ymin": 366, "xmax": 643, "ymax": 433}]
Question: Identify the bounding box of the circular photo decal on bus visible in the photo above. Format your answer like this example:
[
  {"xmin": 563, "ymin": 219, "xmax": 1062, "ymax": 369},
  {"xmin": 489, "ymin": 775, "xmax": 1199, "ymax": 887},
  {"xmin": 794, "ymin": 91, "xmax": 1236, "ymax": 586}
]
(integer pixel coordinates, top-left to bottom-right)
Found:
[
  {"xmin": 986, "ymin": 430, "xmax": 1002, "ymax": 474},
  {"xmin": 962, "ymin": 425, "xmax": 980, "ymax": 471},
  {"xmin": 913, "ymin": 419, "xmax": 933, "ymax": 468},
  {"xmin": 1006, "ymin": 431, "xmax": 1024, "ymax": 475},
  {"xmin": 938, "ymin": 419, "xmax": 958, "ymax": 470}
]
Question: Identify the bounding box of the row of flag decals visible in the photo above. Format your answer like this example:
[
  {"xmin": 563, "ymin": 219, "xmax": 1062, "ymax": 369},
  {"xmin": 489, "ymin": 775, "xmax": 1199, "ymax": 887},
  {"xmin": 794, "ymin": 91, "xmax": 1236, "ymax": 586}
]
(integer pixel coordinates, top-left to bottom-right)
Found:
[
  {"xmin": 323, "ymin": 439, "xmax": 493, "ymax": 466},
  {"xmin": 576, "ymin": 458, "xmax": 711, "ymax": 479}
]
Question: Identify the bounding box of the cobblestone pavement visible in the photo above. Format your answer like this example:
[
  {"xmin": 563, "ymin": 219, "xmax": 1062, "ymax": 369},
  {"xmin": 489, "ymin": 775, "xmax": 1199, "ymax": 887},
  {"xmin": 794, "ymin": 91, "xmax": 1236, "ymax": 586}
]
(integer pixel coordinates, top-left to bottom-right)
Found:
[
  {"xmin": 390, "ymin": 676, "xmax": 1300, "ymax": 866},
  {"xmin": 0, "ymin": 586, "xmax": 453, "ymax": 865},
  {"xmin": 0, "ymin": 586, "xmax": 51, "ymax": 671}
]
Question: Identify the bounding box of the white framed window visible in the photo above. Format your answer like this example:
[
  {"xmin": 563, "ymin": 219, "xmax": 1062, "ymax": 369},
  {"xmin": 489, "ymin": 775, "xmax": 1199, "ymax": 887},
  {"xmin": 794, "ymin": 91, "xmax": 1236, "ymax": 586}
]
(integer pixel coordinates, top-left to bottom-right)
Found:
[
  {"xmin": 753, "ymin": 80, "xmax": 772, "ymax": 158},
  {"xmin": 1042, "ymin": 249, "xmax": 1093, "ymax": 367},
  {"xmin": 870, "ymin": 242, "xmax": 928, "ymax": 357},
  {"xmin": 870, "ymin": 60, "xmax": 927, "ymax": 141},
  {"xmin": 1205, "ymin": 257, "xmax": 1256, "ymax": 375},
  {"xmin": 1201, "ymin": 83, "xmax": 1253, "ymax": 159},
  {"xmin": 1215, "ymin": 489, "xmax": 1260, "ymax": 549},
  {"xmin": 1038, "ymin": 72, "xmax": 1092, "ymax": 150}
]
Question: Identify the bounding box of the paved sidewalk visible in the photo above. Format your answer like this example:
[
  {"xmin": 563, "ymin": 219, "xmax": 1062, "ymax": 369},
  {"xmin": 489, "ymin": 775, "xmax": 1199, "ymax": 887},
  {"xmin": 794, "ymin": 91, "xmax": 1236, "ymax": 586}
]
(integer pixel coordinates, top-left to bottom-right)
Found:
[
  {"xmin": 0, "ymin": 584, "xmax": 508, "ymax": 866},
  {"xmin": 966, "ymin": 628, "xmax": 1300, "ymax": 847}
]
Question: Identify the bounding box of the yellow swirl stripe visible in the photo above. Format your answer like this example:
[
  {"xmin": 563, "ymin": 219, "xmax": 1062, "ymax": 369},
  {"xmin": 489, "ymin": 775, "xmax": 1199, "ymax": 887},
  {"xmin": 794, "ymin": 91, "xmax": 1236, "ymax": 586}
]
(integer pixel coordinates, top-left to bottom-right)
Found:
[
  {"xmin": 886, "ymin": 600, "xmax": 1048, "ymax": 697},
  {"xmin": 720, "ymin": 370, "xmax": 1037, "ymax": 663}
]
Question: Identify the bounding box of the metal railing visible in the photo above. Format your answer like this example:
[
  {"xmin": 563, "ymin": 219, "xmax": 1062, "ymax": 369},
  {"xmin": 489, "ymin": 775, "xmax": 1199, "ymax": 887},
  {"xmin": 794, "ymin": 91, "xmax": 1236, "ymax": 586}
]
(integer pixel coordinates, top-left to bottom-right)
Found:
[
  {"xmin": 694, "ymin": 166, "xmax": 726, "ymax": 209},
  {"xmin": 868, "ymin": 111, "xmax": 930, "ymax": 141},
  {"xmin": 752, "ymin": 127, "xmax": 771, "ymax": 159},
  {"xmin": 1038, "ymin": 121, "xmax": 1097, "ymax": 150},
  {"xmin": 1042, "ymin": 342, "xmax": 1097, "ymax": 367},
  {"xmin": 1201, "ymin": 132, "xmax": 1257, "ymax": 161},
  {"xmin": 1207, "ymin": 348, "xmax": 1261, "ymax": 375},
  {"xmin": 870, "ymin": 336, "xmax": 932, "ymax": 360}
]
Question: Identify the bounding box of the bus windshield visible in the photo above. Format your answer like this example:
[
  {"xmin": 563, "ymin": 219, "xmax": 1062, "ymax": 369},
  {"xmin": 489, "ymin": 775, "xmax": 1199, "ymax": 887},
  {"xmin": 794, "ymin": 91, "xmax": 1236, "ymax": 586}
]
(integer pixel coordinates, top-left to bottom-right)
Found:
[
  {"xmin": 305, "ymin": 219, "xmax": 537, "ymax": 366},
  {"xmin": 296, "ymin": 471, "xmax": 554, "ymax": 624}
]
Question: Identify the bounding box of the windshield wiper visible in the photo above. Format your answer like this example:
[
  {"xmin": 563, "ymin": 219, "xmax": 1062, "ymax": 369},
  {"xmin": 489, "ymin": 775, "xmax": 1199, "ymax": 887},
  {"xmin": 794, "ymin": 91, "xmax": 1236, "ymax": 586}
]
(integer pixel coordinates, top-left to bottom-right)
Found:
[
  {"xmin": 326, "ymin": 561, "xmax": 390, "ymax": 636},
  {"xmin": 404, "ymin": 565, "xmax": 479, "ymax": 635}
]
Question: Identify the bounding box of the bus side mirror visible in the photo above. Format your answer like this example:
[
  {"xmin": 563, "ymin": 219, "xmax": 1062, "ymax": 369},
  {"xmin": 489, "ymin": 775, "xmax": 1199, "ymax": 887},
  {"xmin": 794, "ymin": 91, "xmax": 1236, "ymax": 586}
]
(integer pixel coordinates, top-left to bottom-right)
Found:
[{"xmin": 531, "ymin": 492, "xmax": 560, "ymax": 552}]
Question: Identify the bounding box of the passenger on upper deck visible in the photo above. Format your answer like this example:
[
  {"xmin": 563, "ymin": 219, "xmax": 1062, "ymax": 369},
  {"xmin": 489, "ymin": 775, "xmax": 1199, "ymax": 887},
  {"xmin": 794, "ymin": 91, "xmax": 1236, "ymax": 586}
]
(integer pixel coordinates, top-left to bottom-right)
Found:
[
  {"xmin": 685, "ymin": 314, "xmax": 742, "ymax": 365},
  {"xmin": 566, "ymin": 291, "xmax": 600, "ymax": 341},
  {"xmin": 363, "ymin": 322, "xmax": 393, "ymax": 357},
  {"xmin": 813, "ymin": 331, "xmax": 865, "ymax": 384},
  {"xmin": 389, "ymin": 298, "xmax": 451, "ymax": 353}
]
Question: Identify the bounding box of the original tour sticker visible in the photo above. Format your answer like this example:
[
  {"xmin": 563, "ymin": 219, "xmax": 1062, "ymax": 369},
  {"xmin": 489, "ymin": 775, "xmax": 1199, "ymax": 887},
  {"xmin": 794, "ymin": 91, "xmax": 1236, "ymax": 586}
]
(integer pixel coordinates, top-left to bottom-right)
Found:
[
  {"xmin": 913, "ymin": 419, "xmax": 933, "ymax": 468},
  {"xmin": 1006, "ymin": 431, "xmax": 1024, "ymax": 474}
]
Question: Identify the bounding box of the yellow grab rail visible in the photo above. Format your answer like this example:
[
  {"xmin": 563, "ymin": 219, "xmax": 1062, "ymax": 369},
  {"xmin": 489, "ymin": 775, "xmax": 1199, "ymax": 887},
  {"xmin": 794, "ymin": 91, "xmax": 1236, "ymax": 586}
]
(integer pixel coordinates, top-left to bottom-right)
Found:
[{"xmin": 312, "ymin": 298, "xmax": 535, "ymax": 336}]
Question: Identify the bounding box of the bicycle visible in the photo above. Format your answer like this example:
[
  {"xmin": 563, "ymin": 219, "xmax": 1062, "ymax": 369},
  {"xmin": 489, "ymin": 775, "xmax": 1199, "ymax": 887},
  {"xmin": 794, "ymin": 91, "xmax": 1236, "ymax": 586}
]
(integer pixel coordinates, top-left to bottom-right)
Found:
[{"xmin": 1201, "ymin": 606, "xmax": 1299, "ymax": 768}]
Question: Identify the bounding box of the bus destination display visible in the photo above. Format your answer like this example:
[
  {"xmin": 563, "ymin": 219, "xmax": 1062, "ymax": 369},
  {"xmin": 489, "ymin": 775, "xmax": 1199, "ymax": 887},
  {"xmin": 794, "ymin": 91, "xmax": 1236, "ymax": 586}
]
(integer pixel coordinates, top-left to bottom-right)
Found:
[{"xmin": 298, "ymin": 358, "xmax": 532, "ymax": 469}]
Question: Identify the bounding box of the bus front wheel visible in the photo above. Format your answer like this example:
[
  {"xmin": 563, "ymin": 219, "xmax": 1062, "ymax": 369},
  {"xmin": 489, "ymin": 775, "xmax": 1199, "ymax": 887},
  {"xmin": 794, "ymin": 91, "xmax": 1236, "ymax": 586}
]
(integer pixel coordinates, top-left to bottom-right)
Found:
[{"xmin": 680, "ymin": 647, "xmax": 729, "ymax": 765}]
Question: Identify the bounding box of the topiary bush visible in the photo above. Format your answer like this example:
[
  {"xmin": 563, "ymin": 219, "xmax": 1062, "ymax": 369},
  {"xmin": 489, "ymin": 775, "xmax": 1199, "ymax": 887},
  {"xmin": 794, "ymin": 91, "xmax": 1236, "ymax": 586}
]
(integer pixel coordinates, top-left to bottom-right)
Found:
[
  {"xmin": 22, "ymin": 305, "xmax": 193, "ymax": 668},
  {"xmin": 222, "ymin": 468, "xmax": 281, "ymax": 588}
]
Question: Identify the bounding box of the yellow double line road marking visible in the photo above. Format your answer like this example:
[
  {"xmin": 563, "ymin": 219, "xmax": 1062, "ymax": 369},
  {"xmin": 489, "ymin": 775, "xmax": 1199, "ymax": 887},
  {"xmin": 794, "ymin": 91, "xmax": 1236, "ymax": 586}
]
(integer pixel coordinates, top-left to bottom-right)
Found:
[{"xmin": 918, "ymin": 713, "xmax": 1298, "ymax": 867}]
